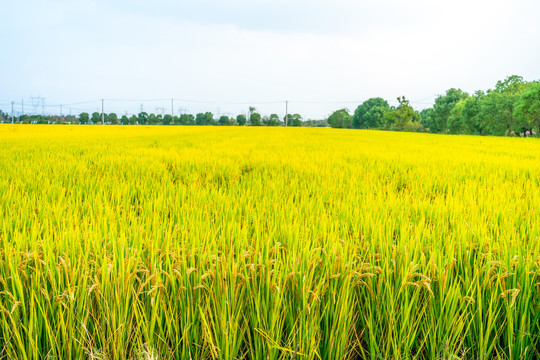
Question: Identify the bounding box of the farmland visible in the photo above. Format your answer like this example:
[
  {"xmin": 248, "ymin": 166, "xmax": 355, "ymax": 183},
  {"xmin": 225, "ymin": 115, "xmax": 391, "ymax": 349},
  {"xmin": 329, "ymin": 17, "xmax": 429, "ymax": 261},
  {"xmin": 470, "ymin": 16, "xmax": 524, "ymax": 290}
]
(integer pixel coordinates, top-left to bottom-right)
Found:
[{"xmin": 1, "ymin": 125, "xmax": 540, "ymax": 359}]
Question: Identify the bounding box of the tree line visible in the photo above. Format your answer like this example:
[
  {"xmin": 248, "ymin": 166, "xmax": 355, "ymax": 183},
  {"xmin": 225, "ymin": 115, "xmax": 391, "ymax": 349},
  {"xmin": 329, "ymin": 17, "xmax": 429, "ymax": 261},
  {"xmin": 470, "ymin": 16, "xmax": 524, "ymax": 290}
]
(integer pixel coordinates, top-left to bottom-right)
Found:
[
  {"xmin": 77, "ymin": 107, "xmax": 306, "ymax": 127},
  {"xmin": 0, "ymin": 105, "xmax": 320, "ymax": 127},
  {"xmin": 2, "ymin": 75, "xmax": 538, "ymax": 136},
  {"xmin": 328, "ymin": 75, "xmax": 540, "ymax": 137}
]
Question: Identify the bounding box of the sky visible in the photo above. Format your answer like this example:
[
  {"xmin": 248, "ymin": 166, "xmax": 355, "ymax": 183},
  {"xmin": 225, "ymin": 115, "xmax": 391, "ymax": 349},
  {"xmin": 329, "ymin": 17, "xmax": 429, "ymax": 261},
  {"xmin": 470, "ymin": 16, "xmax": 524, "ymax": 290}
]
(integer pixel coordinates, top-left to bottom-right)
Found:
[{"xmin": 1, "ymin": 0, "xmax": 539, "ymax": 119}]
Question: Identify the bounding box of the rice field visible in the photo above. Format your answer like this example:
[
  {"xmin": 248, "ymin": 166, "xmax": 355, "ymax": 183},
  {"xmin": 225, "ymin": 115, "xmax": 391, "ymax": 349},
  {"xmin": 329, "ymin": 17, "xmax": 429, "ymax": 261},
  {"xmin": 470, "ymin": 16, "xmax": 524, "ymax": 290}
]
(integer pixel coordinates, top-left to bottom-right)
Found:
[{"xmin": 0, "ymin": 125, "xmax": 540, "ymax": 360}]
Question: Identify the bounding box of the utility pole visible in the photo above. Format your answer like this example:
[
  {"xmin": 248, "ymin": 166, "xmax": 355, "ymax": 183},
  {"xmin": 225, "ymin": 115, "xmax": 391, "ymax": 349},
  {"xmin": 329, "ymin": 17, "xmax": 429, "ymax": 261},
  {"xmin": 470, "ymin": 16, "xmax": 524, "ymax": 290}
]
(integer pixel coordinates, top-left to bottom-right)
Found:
[
  {"xmin": 11, "ymin": 101, "xmax": 14, "ymax": 122},
  {"xmin": 101, "ymin": 99, "xmax": 104, "ymax": 124},
  {"xmin": 60, "ymin": 105, "xmax": 62, "ymax": 117},
  {"xmin": 285, "ymin": 100, "xmax": 288, "ymax": 127},
  {"xmin": 171, "ymin": 98, "xmax": 174, "ymax": 117},
  {"xmin": 21, "ymin": 99, "xmax": 24, "ymax": 116}
]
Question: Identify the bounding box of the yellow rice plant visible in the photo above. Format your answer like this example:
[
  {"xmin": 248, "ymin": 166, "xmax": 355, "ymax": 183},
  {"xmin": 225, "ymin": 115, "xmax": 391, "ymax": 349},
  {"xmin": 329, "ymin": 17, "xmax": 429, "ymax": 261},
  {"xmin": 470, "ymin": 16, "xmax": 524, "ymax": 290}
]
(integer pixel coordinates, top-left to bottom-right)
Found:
[{"xmin": 0, "ymin": 125, "xmax": 539, "ymax": 359}]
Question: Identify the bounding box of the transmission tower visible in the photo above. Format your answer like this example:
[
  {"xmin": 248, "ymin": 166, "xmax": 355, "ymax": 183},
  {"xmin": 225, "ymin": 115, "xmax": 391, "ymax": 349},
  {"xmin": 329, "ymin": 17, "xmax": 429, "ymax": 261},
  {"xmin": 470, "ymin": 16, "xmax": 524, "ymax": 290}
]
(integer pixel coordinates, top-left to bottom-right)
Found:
[{"xmin": 30, "ymin": 96, "xmax": 44, "ymax": 115}]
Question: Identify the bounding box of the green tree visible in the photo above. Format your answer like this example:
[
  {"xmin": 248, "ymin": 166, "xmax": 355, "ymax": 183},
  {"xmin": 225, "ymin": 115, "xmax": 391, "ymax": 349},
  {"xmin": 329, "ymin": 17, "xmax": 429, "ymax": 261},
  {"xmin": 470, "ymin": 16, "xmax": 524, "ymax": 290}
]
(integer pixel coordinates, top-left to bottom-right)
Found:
[
  {"xmin": 163, "ymin": 114, "xmax": 173, "ymax": 125},
  {"xmin": 20, "ymin": 114, "xmax": 30, "ymax": 124},
  {"xmin": 384, "ymin": 97, "xmax": 422, "ymax": 131},
  {"xmin": 129, "ymin": 115, "xmax": 138, "ymax": 125},
  {"xmin": 327, "ymin": 109, "xmax": 352, "ymax": 128},
  {"xmin": 485, "ymin": 75, "xmax": 528, "ymax": 134},
  {"xmin": 108, "ymin": 113, "xmax": 118, "ymax": 125},
  {"xmin": 236, "ymin": 114, "xmax": 247, "ymax": 126},
  {"xmin": 456, "ymin": 91, "xmax": 484, "ymax": 135},
  {"xmin": 204, "ymin": 112, "xmax": 215, "ymax": 125},
  {"xmin": 513, "ymin": 82, "xmax": 540, "ymax": 135},
  {"xmin": 138, "ymin": 112, "xmax": 148, "ymax": 125},
  {"xmin": 264, "ymin": 114, "xmax": 280, "ymax": 126},
  {"xmin": 447, "ymin": 100, "xmax": 467, "ymax": 134},
  {"xmin": 248, "ymin": 106, "xmax": 256, "ymax": 120},
  {"xmin": 120, "ymin": 115, "xmax": 129, "ymax": 124},
  {"xmin": 420, "ymin": 108, "xmax": 433, "ymax": 129},
  {"xmin": 218, "ymin": 115, "xmax": 230, "ymax": 125},
  {"xmin": 353, "ymin": 98, "xmax": 389, "ymax": 129},
  {"xmin": 474, "ymin": 92, "xmax": 504, "ymax": 135},
  {"xmin": 288, "ymin": 113, "xmax": 302, "ymax": 127},
  {"xmin": 148, "ymin": 113, "xmax": 158, "ymax": 125},
  {"xmin": 91, "ymin": 112, "xmax": 101, "ymax": 124},
  {"xmin": 195, "ymin": 113, "xmax": 205, "ymax": 125},
  {"xmin": 79, "ymin": 112, "xmax": 89, "ymax": 124},
  {"xmin": 431, "ymin": 89, "xmax": 469, "ymax": 133},
  {"xmin": 179, "ymin": 114, "xmax": 195, "ymax": 125},
  {"xmin": 250, "ymin": 112, "xmax": 262, "ymax": 126}
]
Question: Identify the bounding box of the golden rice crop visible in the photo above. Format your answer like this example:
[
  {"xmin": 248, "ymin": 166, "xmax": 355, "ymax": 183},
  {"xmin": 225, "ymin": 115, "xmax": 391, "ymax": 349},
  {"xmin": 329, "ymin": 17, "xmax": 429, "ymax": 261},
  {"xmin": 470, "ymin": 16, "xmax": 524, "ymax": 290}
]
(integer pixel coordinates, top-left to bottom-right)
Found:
[{"xmin": 0, "ymin": 125, "xmax": 539, "ymax": 359}]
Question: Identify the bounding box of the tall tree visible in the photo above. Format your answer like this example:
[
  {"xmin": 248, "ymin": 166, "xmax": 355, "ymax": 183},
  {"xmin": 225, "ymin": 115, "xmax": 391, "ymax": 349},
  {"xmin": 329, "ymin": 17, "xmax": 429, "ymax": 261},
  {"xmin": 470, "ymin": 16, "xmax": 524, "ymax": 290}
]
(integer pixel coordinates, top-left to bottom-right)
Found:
[
  {"xmin": 384, "ymin": 97, "xmax": 422, "ymax": 131},
  {"xmin": 218, "ymin": 115, "xmax": 230, "ymax": 125},
  {"xmin": 79, "ymin": 112, "xmax": 89, "ymax": 124},
  {"xmin": 458, "ymin": 91, "xmax": 485, "ymax": 135},
  {"xmin": 248, "ymin": 106, "xmax": 256, "ymax": 120},
  {"xmin": 487, "ymin": 75, "xmax": 528, "ymax": 134},
  {"xmin": 148, "ymin": 113, "xmax": 159, "ymax": 125},
  {"xmin": 420, "ymin": 108, "xmax": 433, "ymax": 130},
  {"xmin": 204, "ymin": 112, "xmax": 215, "ymax": 125},
  {"xmin": 431, "ymin": 89, "xmax": 469, "ymax": 133},
  {"xmin": 138, "ymin": 112, "xmax": 148, "ymax": 125},
  {"xmin": 108, "ymin": 113, "xmax": 118, "ymax": 124},
  {"xmin": 327, "ymin": 109, "xmax": 352, "ymax": 128},
  {"xmin": 288, "ymin": 113, "xmax": 303, "ymax": 127},
  {"xmin": 163, "ymin": 114, "xmax": 173, "ymax": 125},
  {"xmin": 264, "ymin": 114, "xmax": 280, "ymax": 126},
  {"xmin": 447, "ymin": 100, "xmax": 467, "ymax": 134},
  {"xmin": 179, "ymin": 114, "xmax": 195, "ymax": 125},
  {"xmin": 195, "ymin": 113, "xmax": 206, "ymax": 125},
  {"xmin": 91, "ymin": 112, "xmax": 101, "ymax": 124},
  {"xmin": 236, "ymin": 114, "xmax": 247, "ymax": 126},
  {"xmin": 353, "ymin": 98, "xmax": 389, "ymax": 129},
  {"xmin": 513, "ymin": 82, "xmax": 540, "ymax": 135},
  {"xmin": 250, "ymin": 112, "xmax": 262, "ymax": 126}
]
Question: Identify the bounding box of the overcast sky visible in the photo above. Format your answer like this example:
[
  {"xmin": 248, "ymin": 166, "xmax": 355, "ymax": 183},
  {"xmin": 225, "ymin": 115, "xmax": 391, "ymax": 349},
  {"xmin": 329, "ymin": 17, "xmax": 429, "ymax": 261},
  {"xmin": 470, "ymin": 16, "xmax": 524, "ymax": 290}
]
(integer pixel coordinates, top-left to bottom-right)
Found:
[{"xmin": 1, "ymin": 0, "xmax": 539, "ymax": 119}]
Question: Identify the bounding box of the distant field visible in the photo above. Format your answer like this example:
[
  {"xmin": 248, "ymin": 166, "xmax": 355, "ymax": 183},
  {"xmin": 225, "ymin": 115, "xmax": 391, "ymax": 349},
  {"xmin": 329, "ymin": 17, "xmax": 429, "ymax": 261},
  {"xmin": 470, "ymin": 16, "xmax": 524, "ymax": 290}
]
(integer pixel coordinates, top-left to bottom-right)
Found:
[{"xmin": 1, "ymin": 125, "xmax": 539, "ymax": 359}]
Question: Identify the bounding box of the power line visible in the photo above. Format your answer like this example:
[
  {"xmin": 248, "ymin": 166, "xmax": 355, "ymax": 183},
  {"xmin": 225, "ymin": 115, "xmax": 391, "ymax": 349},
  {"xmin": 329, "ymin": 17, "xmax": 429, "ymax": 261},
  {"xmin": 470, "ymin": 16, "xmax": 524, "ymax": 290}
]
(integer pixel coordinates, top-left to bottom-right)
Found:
[
  {"xmin": 47, "ymin": 99, "xmax": 101, "ymax": 107},
  {"xmin": 0, "ymin": 95, "xmax": 437, "ymax": 120},
  {"xmin": 4, "ymin": 97, "xmax": 436, "ymax": 108},
  {"xmin": 105, "ymin": 98, "xmax": 171, "ymax": 102}
]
